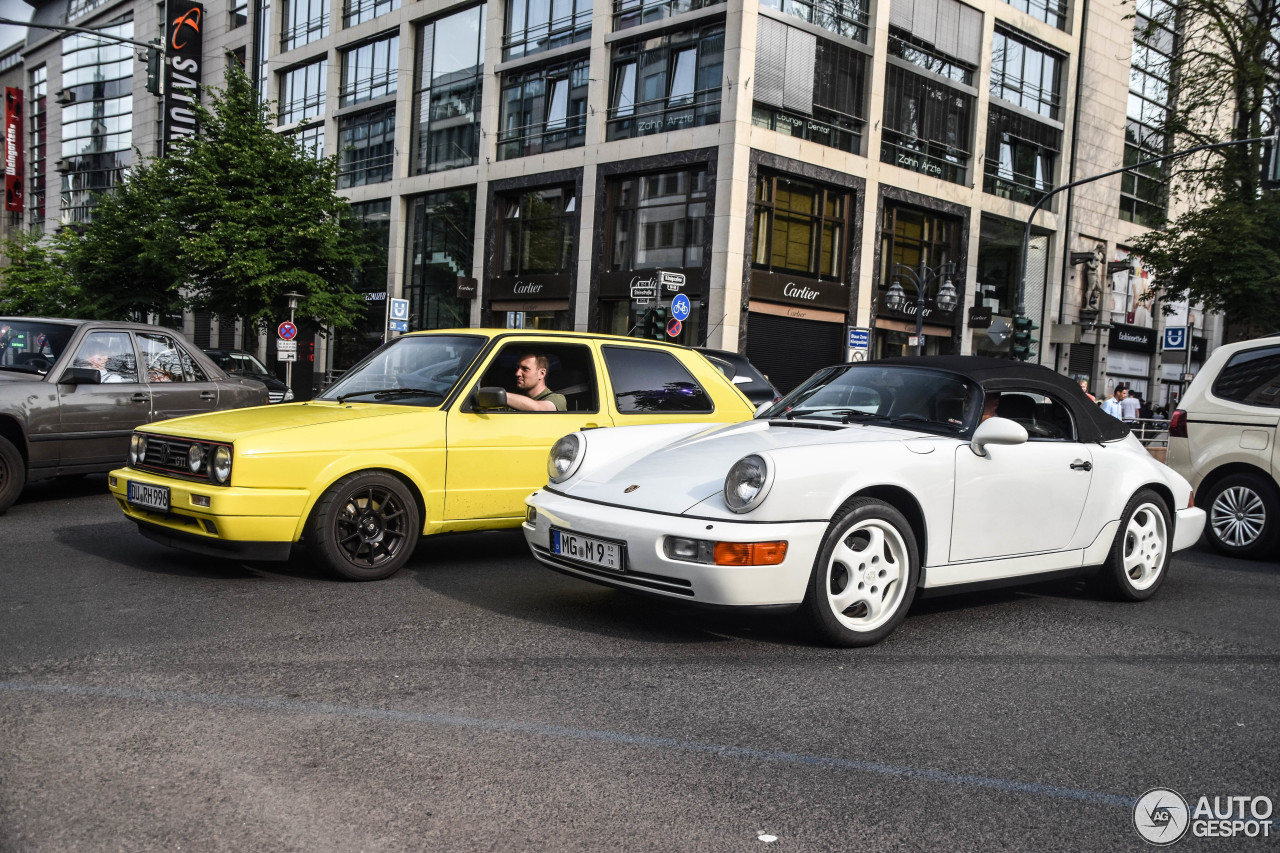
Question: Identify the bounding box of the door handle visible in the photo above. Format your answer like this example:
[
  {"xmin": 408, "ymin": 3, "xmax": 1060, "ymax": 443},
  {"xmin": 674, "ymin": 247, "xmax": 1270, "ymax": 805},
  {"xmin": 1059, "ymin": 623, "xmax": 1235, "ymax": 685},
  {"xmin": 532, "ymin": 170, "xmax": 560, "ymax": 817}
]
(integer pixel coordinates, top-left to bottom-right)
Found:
[
  {"xmin": 1070, "ymin": 460, "xmax": 1092, "ymax": 471},
  {"xmin": 131, "ymin": 393, "xmax": 148, "ymax": 403},
  {"xmin": 200, "ymin": 391, "xmax": 216, "ymax": 400},
  {"xmin": 581, "ymin": 423, "xmax": 601, "ymax": 430}
]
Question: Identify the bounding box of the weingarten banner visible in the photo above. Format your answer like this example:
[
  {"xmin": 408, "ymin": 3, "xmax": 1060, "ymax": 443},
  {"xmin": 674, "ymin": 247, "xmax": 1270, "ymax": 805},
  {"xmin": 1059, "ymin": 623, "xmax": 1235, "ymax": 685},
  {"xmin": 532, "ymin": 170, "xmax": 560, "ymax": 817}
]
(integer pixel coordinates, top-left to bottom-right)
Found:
[
  {"xmin": 4, "ymin": 87, "xmax": 22, "ymax": 212},
  {"xmin": 162, "ymin": 0, "xmax": 203, "ymax": 155}
]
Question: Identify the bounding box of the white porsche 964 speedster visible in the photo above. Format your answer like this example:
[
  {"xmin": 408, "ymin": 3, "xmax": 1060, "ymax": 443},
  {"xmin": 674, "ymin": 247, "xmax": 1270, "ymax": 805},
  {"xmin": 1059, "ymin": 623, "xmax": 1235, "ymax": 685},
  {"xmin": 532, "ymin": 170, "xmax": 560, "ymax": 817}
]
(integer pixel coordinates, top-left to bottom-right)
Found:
[{"xmin": 523, "ymin": 357, "xmax": 1206, "ymax": 646}]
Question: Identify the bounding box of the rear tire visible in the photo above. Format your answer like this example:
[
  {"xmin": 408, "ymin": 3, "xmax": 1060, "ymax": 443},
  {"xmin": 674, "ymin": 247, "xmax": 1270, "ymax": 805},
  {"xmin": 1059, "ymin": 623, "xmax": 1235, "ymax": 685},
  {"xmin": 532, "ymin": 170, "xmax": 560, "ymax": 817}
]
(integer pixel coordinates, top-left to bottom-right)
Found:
[
  {"xmin": 306, "ymin": 472, "xmax": 420, "ymax": 581},
  {"xmin": 802, "ymin": 498, "xmax": 919, "ymax": 647},
  {"xmin": 1201, "ymin": 472, "xmax": 1280, "ymax": 560},
  {"xmin": 1094, "ymin": 489, "xmax": 1171, "ymax": 601},
  {"xmin": 0, "ymin": 435, "xmax": 25, "ymax": 514}
]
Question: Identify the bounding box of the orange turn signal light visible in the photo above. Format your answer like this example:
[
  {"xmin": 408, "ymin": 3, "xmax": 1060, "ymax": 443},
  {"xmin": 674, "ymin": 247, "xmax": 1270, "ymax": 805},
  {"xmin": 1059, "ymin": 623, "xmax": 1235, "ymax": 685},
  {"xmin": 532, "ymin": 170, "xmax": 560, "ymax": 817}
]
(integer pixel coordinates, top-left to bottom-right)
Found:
[{"xmin": 713, "ymin": 541, "xmax": 788, "ymax": 566}]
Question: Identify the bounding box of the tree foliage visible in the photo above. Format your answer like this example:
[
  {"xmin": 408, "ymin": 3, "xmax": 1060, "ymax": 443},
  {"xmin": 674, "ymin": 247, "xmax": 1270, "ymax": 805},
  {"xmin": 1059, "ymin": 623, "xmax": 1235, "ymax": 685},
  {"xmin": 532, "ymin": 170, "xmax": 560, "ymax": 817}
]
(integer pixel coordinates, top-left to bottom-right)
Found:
[
  {"xmin": 1131, "ymin": 0, "xmax": 1280, "ymax": 335},
  {"xmin": 0, "ymin": 63, "xmax": 373, "ymax": 332}
]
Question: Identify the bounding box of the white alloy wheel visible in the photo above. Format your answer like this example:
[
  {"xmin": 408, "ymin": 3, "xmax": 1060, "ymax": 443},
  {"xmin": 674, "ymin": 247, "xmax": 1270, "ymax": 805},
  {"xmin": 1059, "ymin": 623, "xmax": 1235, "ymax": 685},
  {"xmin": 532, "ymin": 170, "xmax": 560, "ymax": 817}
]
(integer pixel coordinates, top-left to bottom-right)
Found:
[
  {"xmin": 804, "ymin": 498, "xmax": 919, "ymax": 647},
  {"xmin": 1202, "ymin": 472, "xmax": 1280, "ymax": 559},
  {"xmin": 1121, "ymin": 500, "xmax": 1168, "ymax": 591},
  {"xmin": 1095, "ymin": 488, "xmax": 1171, "ymax": 601}
]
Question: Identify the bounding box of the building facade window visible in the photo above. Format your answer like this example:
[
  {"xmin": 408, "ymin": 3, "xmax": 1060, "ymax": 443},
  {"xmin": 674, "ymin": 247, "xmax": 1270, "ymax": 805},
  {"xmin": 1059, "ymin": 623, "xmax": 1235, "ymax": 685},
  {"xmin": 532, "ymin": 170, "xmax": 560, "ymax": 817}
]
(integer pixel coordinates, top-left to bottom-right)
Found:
[
  {"xmin": 751, "ymin": 18, "xmax": 867, "ymax": 155},
  {"xmin": 340, "ymin": 34, "xmax": 399, "ymax": 107},
  {"xmin": 1000, "ymin": 0, "xmax": 1066, "ymax": 29},
  {"xmin": 338, "ymin": 106, "xmax": 396, "ymax": 187},
  {"xmin": 881, "ymin": 65, "xmax": 974, "ymax": 185},
  {"xmin": 983, "ymin": 106, "xmax": 1060, "ymax": 204},
  {"xmin": 282, "ymin": 0, "xmax": 329, "ymax": 51},
  {"xmin": 345, "ymin": 0, "xmax": 400, "ymax": 27},
  {"xmin": 330, "ymin": 199, "xmax": 392, "ymax": 374},
  {"xmin": 290, "ymin": 122, "xmax": 325, "ymax": 159},
  {"xmin": 606, "ymin": 24, "xmax": 724, "ymax": 141},
  {"xmin": 405, "ymin": 189, "xmax": 475, "ymax": 331},
  {"xmin": 59, "ymin": 20, "xmax": 133, "ymax": 226},
  {"xmin": 1122, "ymin": 0, "xmax": 1177, "ymax": 226},
  {"xmin": 887, "ymin": 29, "xmax": 975, "ymax": 85},
  {"xmin": 607, "ymin": 168, "xmax": 708, "ymax": 273},
  {"xmin": 504, "ymin": 0, "xmax": 591, "ymax": 60},
  {"xmin": 759, "ymin": 0, "xmax": 868, "ymax": 43},
  {"xmin": 990, "ymin": 28, "xmax": 1063, "ymax": 120},
  {"xmin": 876, "ymin": 203, "xmax": 962, "ymax": 358},
  {"xmin": 28, "ymin": 65, "xmax": 46, "ymax": 230},
  {"xmin": 412, "ymin": 5, "xmax": 486, "ymax": 174},
  {"xmin": 232, "ymin": 0, "xmax": 249, "ymax": 28},
  {"xmin": 752, "ymin": 173, "xmax": 848, "ymax": 281},
  {"xmin": 498, "ymin": 185, "xmax": 578, "ymax": 277},
  {"xmin": 615, "ymin": 0, "xmax": 726, "ymax": 32},
  {"xmin": 67, "ymin": 0, "xmax": 112, "ymax": 20},
  {"xmin": 279, "ymin": 60, "xmax": 326, "ymax": 125},
  {"xmin": 497, "ymin": 58, "xmax": 588, "ymax": 160}
]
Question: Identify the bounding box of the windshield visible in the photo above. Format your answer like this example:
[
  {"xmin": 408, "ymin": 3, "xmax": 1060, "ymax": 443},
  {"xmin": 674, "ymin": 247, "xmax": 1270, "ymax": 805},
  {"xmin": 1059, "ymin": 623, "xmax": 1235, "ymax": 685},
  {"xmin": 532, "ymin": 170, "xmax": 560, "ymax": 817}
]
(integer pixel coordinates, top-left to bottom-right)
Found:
[
  {"xmin": 316, "ymin": 334, "xmax": 486, "ymax": 406},
  {"xmin": 217, "ymin": 352, "xmax": 270, "ymax": 376},
  {"xmin": 758, "ymin": 364, "xmax": 979, "ymax": 434},
  {"xmin": 0, "ymin": 320, "xmax": 77, "ymax": 375}
]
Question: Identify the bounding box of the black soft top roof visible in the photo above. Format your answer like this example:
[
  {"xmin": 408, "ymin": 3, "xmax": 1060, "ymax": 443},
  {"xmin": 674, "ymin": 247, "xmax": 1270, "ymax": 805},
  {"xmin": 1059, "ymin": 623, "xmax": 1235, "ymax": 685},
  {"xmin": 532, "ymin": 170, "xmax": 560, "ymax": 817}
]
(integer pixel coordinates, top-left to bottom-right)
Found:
[{"xmin": 860, "ymin": 355, "xmax": 1130, "ymax": 442}]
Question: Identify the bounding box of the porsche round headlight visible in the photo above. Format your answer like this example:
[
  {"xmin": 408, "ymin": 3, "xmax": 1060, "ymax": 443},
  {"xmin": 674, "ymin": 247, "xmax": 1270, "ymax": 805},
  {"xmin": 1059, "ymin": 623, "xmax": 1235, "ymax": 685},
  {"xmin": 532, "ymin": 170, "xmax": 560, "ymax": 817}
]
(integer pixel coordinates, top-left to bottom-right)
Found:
[
  {"xmin": 129, "ymin": 433, "xmax": 147, "ymax": 466},
  {"xmin": 724, "ymin": 454, "xmax": 772, "ymax": 513},
  {"xmin": 187, "ymin": 443, "xmax": 206, "ymax": 473},
  {"xmin": 212, "ymin": 445, "xmax": 232, "ymax": 484},
  {"xmin": 547, "ymin": 433, "xmax": 584, "ymax": 484}
]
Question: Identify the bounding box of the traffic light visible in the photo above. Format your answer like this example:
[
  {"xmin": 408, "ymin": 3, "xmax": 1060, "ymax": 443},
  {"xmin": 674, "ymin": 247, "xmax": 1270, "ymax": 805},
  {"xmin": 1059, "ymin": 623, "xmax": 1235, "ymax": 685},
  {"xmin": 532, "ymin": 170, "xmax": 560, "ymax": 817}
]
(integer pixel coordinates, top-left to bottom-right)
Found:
[
  {"xmin": 144, "ymin": 42, "xmax": 163, "ymax": 95},
  {"xmin": 643, "ymin": 306, "xmax": 668, "ymax": 340},
  {"xmin": 1011, "ymin": 314, "xmax": 1038, "ymax": 361}
]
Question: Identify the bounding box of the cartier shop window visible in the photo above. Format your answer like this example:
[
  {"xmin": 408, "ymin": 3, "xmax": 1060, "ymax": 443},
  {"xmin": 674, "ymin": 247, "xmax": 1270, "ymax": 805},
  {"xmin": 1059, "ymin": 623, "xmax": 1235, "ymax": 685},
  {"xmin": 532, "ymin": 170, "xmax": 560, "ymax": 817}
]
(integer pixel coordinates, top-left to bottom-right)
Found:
[
  {"xmin": 751, "ymin": 174, "xmax": 849, "ymax": 281},
  {"xmin": 498, "ymin": 185, "xmax": 579, "ymax": 278}
]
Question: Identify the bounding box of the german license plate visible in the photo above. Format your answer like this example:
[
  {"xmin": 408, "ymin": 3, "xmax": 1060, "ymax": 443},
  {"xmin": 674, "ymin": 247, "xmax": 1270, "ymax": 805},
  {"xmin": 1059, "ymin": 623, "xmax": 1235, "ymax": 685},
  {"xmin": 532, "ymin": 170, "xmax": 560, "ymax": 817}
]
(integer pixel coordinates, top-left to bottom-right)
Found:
[
  {"xmin": 127, "ymin": 481, "xmax": 170, "ymax": 512},
  {"xmin": 552, "ymin": 528, "xmax": 624, "ymax": 572}
]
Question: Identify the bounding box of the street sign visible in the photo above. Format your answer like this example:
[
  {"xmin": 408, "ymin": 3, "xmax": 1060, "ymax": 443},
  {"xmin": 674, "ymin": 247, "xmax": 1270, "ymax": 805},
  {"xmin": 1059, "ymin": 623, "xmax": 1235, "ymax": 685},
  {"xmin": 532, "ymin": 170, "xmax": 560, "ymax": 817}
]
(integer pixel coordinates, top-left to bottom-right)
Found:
[
  {"xmin": 277, "ymin": 340, "xmax": 297, "ymax": 362},
  {"xmin": 389, "ymin": 297, "xmax": 410, "ymax": 333},
  {"xmin": 986, "ymin": 317, "xmax": 1012, "ymax": 346},
  {"xmin": 666, "ymin": 317, "xmax": 682, "ymax": 338},
  {"xmin": 671, "ymin": 293, "xmax": 691, "ymax": 321},
  {"xmin": 630, "ymin": 278, "xmax": 657, "ymax": 301},
  {"xmin": 847, "ymin": 327, "xmax": 870, "ymax": 363},
  {"xmin": 660, "ymin": 271, "xmax": 685, "ymax": 292},
  {"xmin": 277, "ymin": 321, "xmax": 297, "ymax": 341},
  {"xmin": 1163, "ymin": 326, "xmax": 1188, "ymax": 351}
]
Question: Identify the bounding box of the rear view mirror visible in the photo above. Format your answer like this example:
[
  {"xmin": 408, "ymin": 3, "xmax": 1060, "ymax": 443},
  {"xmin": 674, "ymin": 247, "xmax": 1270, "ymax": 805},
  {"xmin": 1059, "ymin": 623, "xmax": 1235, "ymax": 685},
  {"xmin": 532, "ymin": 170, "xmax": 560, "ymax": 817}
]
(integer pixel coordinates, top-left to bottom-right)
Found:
[
  {"xmin": 58, "ymin": 367, "xmax": 101, "ymax": 385},
  {"xmin": 970, "ymin": 416, "xmax": 1028, "ymax": 457},
  {"xmin": 474, "ymin": 387, "xmax": 508, "ymax": 409}
]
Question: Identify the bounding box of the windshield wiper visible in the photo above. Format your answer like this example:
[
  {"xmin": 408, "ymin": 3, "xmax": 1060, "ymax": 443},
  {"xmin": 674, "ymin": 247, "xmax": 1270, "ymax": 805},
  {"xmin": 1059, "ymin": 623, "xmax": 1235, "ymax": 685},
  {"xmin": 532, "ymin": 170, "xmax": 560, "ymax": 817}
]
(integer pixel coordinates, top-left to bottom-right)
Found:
[{"xmin": 335, "ymin": 387, "xmax": 445, "ymax": 404}]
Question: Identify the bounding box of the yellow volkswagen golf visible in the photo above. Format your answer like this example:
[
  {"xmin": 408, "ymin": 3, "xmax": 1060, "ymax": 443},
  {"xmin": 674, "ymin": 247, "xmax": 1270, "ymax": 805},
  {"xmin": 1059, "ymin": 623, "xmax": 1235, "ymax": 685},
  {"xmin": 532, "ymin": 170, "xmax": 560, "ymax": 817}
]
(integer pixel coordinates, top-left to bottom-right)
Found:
[{"xmin": 109, "ymin": 329, "xmax": 757, "ymax": 580}]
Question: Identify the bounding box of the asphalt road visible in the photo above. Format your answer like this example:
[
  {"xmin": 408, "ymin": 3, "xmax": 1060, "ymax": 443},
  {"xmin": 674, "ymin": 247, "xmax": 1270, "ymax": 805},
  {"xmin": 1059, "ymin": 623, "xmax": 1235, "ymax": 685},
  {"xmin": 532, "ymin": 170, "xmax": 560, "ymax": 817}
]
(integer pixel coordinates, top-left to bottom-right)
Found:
[{"xmin": 1, "ymin": 476, "xmax": 1277, "ymax": 852}]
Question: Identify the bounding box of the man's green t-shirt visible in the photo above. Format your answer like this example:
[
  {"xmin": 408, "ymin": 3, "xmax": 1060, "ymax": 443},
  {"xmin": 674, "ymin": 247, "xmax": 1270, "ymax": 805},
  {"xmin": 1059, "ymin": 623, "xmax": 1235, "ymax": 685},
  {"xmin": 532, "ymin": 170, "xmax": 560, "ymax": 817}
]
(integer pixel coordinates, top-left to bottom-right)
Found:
[{"xmin": 534, "ymin": 388, "xmax": 566, "ymax": 411}]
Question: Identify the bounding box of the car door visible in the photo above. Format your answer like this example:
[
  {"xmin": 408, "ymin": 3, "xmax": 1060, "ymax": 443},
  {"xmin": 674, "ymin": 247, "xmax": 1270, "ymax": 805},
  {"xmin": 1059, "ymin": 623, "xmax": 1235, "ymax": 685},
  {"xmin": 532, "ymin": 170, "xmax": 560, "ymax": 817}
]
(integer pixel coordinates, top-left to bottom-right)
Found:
[
  {"xmin": 949, "ymin": 390, "xmax": 1094, "ymax": 563},
  {"xmin": 445, "ymin": 339, "xmax": 613, "ymax": 521},
  {"xmin": 137, "ymin": 331, "xmax": 223, "ymax": 422},
  {"xmin": 56, "ymin": 329, "xmax": 152, "ymax": 468}
]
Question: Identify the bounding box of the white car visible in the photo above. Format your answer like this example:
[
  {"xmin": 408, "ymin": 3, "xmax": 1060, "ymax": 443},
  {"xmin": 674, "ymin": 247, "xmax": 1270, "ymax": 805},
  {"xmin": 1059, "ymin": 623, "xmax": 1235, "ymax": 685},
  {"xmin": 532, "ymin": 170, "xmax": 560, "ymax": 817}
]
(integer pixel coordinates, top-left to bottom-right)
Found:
[
  {"xmin": 1166, "ymin": 335, "xmax": 1280, "ymax": 559},
  {"xmin": 523, "ymin": 357, "xmax": 1206, "ymax": 646}
]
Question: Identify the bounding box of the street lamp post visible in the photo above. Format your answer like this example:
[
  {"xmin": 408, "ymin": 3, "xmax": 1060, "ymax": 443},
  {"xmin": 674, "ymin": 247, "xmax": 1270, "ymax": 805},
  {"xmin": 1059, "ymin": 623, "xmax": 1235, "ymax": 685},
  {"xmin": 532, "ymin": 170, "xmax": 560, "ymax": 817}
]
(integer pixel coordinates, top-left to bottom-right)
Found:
[{"xmin": 884, "ymin": 262, "xmax": 960, "ymax": 356}]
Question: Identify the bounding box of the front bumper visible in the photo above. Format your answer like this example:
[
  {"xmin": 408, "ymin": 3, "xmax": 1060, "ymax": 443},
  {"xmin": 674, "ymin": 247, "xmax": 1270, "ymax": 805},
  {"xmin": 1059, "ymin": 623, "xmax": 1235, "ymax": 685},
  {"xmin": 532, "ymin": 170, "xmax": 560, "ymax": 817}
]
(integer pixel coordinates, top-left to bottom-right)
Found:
[
  {"xmin": 523, "ymin": 489, "xmax": 826, "ymax": 607},
  {"xmin": 108, "ymin": 467, "xmax": 309, "ymax": 561},
  {"xmin": 1174, "ymin": 506, "xmax": 1206, "ymax": 552}
]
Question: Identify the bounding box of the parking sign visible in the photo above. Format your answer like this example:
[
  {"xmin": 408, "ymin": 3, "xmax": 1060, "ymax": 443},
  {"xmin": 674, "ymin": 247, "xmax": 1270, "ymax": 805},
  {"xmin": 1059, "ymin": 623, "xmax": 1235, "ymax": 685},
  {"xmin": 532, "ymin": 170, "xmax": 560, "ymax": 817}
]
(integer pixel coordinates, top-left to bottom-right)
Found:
[
  {"xmin": 389, "ymin": 297, "xmax": 410, "ymax": 332},
  {"xmin": 1163, "ymin": 326, "xmax": 1188, "ymax": 351}
]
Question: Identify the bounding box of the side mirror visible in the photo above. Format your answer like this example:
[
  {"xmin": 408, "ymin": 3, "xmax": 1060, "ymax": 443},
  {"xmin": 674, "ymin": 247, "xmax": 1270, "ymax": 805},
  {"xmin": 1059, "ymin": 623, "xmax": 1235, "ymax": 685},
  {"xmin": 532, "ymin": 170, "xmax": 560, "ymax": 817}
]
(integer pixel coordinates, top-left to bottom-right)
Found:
[
  {"xmin": 58, "ymin": 367, "xmax": 101, "ymax": 385},
  {"xmin": 970, "ymin": 416, "xmax": 1028, "ymax": 457},
  {"xmin": 474, "ymin": 386, "xmax": 508, "ymax": 409}
]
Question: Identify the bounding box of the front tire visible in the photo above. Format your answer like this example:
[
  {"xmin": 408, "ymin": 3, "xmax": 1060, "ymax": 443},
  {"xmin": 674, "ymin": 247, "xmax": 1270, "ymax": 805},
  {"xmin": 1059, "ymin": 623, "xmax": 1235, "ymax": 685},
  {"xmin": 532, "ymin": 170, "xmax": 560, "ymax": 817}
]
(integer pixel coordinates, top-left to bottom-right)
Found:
[
  {"xmin": 0, "ymin": 435, "xmax": 25, "ymax": 514},
  {"xmin": 1095, "ymin": 489, "xmax": 1171, "ymax": 601},
  {"xmin": 306, "ymin": 472, "xmax": 420, "ymax": 581},
  {"xmin": 802, "ymin": 498, "xmax": 920, "ymax": 647},
  {"xmin": 1202, "ymin": 472, "xmax": 1280, "ymax": 560}
]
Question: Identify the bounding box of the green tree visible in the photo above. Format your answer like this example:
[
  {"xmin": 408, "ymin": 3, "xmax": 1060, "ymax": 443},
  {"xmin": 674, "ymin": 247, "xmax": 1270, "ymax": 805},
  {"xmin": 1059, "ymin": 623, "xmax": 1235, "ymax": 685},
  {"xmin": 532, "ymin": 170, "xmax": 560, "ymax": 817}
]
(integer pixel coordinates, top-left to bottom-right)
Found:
[
  {"xmin": 0, "ymin": 62, "xmax": 372, "ymax": 332},
  {"xmin": 1131, "ymin": 0, "xmax": 1280, "ymax": 335}
]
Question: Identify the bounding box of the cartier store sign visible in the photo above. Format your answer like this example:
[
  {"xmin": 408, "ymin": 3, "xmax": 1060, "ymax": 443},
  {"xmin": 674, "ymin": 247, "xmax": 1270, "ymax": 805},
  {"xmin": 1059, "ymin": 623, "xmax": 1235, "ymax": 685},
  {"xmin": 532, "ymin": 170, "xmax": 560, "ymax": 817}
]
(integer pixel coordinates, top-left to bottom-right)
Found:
[
  {"xmin": 751, "ymin": 269, "xmax": 847, "ymax": 312},
  {"xmin": 488, "ymin": 273, "xmax": 571, "ymax": 302}
]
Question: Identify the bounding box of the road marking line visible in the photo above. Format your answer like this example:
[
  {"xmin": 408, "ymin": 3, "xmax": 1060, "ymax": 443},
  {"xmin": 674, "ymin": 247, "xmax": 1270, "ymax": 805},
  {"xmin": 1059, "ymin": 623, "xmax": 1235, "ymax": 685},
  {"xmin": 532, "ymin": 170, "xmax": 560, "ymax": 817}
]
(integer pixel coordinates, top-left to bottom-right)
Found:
[{"xmin": 1, "ymin": 680, "xmax": 1135, "ymax": 808}]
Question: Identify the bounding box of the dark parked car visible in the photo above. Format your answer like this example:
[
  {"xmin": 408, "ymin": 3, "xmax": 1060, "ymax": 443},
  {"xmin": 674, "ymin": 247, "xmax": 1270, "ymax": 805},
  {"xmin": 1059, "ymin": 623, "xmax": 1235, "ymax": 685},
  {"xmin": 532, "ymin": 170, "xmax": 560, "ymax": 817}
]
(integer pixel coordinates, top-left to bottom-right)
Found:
[
  {"xmin": 0, "ymin": 318, "xmax": 269, "ymax": 513},
  {"xmin": 203, "ymin": 348, "xmax": 294, "ymax": 403},
  {"xmin": 696, "ymin": 347, "xmax": 781, "ymax": 407}
]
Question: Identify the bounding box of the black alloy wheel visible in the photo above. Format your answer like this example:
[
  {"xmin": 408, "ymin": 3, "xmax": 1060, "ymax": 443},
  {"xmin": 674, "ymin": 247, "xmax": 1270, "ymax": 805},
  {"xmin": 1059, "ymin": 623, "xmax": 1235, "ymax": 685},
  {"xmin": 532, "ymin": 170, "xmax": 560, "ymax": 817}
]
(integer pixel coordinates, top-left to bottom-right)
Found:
[
  {"xmin": 307, "ymin": 471, "xmax": 421, "ymax": 580},
  {"xmin": 0, "ymin": 435, "xmax": 23, "ymax": 514}
]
